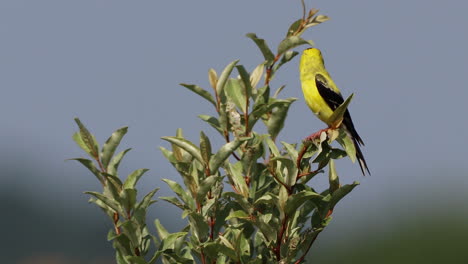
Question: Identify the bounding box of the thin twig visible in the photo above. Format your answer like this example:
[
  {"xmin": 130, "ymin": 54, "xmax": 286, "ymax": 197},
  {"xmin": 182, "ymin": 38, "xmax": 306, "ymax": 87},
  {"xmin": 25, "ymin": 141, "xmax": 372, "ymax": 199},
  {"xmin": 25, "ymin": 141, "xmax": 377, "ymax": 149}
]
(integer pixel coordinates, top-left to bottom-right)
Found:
[
  {"xmin": 293, "ymin": 230, "xmax": 322, "ymax": 264},
  {"xmin": 274, "ymin": 215, "xmax": 289, "ymax": 261},
  {"xmin": 224, "ymin": 132, "xmax": 241, "ymax": 161}
]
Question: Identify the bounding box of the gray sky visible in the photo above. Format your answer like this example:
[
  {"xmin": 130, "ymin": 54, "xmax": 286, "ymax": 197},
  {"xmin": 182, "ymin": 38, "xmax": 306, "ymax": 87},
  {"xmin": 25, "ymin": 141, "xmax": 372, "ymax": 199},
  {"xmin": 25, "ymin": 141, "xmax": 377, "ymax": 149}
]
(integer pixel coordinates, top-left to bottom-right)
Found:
[{"xmin": 1, "ymin": 0, "xmax": 468, "ymax": 261}]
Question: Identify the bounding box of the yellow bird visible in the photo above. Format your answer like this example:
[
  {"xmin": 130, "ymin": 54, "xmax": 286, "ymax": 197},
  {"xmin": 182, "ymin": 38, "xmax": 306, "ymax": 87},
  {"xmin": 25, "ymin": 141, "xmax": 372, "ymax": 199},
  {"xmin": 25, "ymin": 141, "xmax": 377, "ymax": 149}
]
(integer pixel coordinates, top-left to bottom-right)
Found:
[{"xmin": 299, "ymin": 48, "xmax": 370, "ymax": 175}]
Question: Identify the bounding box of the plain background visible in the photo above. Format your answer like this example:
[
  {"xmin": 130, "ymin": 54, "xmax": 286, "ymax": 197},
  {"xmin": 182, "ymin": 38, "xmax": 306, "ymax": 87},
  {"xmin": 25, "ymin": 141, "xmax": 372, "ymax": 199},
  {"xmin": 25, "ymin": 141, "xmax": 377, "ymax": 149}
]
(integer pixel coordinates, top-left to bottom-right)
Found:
[{"xmin": 1, "ymin": 1, "xmax": 467, "ymax": 263}]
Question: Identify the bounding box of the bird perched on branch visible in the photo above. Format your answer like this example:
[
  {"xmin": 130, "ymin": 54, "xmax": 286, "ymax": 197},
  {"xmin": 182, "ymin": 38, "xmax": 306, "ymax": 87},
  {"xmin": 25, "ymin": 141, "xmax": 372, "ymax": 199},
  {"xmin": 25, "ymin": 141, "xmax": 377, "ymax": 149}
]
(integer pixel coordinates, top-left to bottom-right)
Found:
[{"xmin": 299, "ymin": 48, "xmax": 370, "ymax": 175}]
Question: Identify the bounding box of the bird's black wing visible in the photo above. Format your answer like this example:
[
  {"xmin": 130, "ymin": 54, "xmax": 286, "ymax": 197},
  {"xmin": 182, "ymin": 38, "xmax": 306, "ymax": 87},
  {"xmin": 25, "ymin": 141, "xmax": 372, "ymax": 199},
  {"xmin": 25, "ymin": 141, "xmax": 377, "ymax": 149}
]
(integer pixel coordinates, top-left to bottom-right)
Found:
[
  {"xmin": 315, "ymin": 73, "xmax": 345, "ymax": 111},
  {"xmin": 315, "ymin": 74, "xmax": 370, "ymax": 175}
]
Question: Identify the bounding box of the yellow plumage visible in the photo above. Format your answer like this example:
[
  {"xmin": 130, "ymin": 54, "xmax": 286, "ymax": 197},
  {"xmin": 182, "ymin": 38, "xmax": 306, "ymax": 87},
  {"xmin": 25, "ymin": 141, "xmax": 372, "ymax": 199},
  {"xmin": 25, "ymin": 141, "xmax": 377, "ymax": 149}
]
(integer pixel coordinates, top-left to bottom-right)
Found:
[{"xmin": 299, "ymin": 48, "xmax": 370, "ymax": 175}]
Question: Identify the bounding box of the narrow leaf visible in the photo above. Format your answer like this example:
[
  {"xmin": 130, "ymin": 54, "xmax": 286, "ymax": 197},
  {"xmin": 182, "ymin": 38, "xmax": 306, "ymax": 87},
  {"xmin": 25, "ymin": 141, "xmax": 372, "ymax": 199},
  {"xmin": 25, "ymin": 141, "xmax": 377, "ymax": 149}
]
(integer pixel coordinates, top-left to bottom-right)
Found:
[
  {"xmin": 236, "ymin": 65, "xmax": 253, "ymax": 100},
  {"xmin": 85, "ymin": 191, "xmax": 120, "ymax": 213},
  {"xmin": 217, "ymin": 60, "xmax": 240, "ymax": 96},
  {"xmin": 226, "ymin": 210, "xmax": 250, "ymax": 220},
  {"xmin": 277, "ymin": 36, "xmax": 314, "ymax": 55},
  {"xmin": 286, "ymin": 19, "xmax": 303, "ymax": 37},
  {"xmin": 154, "ymin": 219, "xmax": 169, "ymax": 240},
  {"xmin": 208, "ymin": 68, "xmax": 218, "ymax": 90},
  {"xmin": 123, "ymin": 168, "xmax": 149, "ymax": 189},
  {"xmin": 101, "ymin": 127, "xmax": 128, "ymax": 170},
  {"xmin": 159, "ymin": 232, "xmax": 188, "ymax": 252},
  {"xmin": 162, "ymin": 179, "xmax": 191, "ymax": 205},
  {"xmin": 330, "ymin": 182, "xmax": 359, "ymax": 208},
  {"xmin": 180, "ymin": 83, "xmax": 216, "ymax": 107},
  {"xmin": 135, "ymin": 188, "xmax": 159, "ymax": 211},
  {"xmin": 336, "ymin": 127, "xmax": 357, "ymax": 162},
  {"xmin": 74, "ymin": 118, "xmax": 99, "ymax": 158},
  {"xmin": 246, "ymin": 33, "xmax": 275, "ymax": 64},
  {"xmin": 107, "ymin": 148, "xmax": 132, "ymax": 176},
  {"xmin": 225, "ymin": 78, "xmax": 246, "ymax": 112},
  {"xmin": 196, "ymin": 176, "xmax": 219, "ymax": 202},
  {"xmin": 267, "ymin": 98, "xmax": 297, "ymax": 140},
  {"xmin": 199, "ymin": 131, "xmax": 212, "ymax": 166},
  {"xmin": 285, "ymin": 190, "xmax": 321, "ymax": 216},
  {"xmin": 227, "ymin": 162, "xmax": 249, "ymax": 198},
  {"xmin": 209, "ymin": 137, "xmax": 249, "ymax": 174},
  {"xmin": 198, "ymin": 115, "xmax": 223, "ymax": 135},
  {"xmin": 69, "ymin": 158, "xmax": 104, "ymax": 184},
  {"xmin": 161, "ymin": 136, "xmax": 203, "ymax": 164},
  {"xmin": 328, "ymin": 93, "xmax": 354, "ymax": 127},
  {"xmin": 328, "ymin": 159, "xmax": 340, "ymax": 193},
  {"xmin": 274, "ymin": 51, "xmax": 299, "ymax": 72},
  {"xmin": 250, "ymin": 63, "xmax": 265, "ymax": 89}
]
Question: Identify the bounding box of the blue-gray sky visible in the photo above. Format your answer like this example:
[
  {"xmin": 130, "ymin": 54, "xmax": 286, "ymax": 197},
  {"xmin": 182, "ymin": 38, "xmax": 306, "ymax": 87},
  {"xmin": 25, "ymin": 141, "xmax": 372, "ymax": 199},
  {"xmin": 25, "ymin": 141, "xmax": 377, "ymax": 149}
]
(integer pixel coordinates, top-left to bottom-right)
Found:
[{"xmin": 1, "ymin": 0, "xmax": 467, "ymax": 262}]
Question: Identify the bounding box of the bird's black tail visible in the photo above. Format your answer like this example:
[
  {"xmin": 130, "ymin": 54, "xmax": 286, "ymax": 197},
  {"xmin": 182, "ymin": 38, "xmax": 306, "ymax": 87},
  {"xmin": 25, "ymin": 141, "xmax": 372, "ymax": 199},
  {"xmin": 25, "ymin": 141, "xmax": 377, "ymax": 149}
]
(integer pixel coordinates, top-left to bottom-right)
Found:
[
  {"xmin": 342, "ymin": 111, "xmax": 370, "ymax": 176},
  {"xmin": 353, "ymin": 137, "xmax": 370, "ymax": 176}
]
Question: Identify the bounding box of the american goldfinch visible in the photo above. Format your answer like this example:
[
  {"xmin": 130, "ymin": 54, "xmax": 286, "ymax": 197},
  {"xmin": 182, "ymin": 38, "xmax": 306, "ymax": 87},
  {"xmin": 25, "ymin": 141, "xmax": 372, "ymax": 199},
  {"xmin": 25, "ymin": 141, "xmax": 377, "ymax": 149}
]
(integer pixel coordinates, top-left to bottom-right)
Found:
[{"xmin": 299, "ymin": 48, "xmax": 370, "ymax": 175}]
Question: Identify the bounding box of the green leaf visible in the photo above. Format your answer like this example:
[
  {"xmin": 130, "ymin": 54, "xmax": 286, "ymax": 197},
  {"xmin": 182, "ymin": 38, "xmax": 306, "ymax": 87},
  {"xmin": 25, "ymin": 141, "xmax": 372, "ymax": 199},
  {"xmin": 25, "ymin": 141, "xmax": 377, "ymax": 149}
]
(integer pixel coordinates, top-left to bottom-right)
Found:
[
  {"xmin": 286, "ymin": 19, "xmax": 303, "ymax": 37},
  {"xmin": 72, "ymin": 132, "xmax": 91, "ymax": 156},
  {"xmin": 125, "ymin": 257, "xmax": 147, "ymax": 264},
  {"xmin": 328, "ymin": 159, "xmax": 340, "ymax": 193},
  {"xmin": 159, "ymin": 196, "xmax": 185, "ymax": 210},
  {"xmin": 120, "ymin": 219, "xmax": 141, "ymax": 246},
  {"xmin": 205, "ymin": 239, "xmax": 237, "ymax": 260},
  {"xmin": 276, "ymin": 157, "xmax": 297, "ymax": 187},
  {"xmin": 121, "ymin": 188, "xmax": 137, "ymax": 213},
  {"xmin": 252, "ymin": 216, "xmax": 276, "ymax": 242},
  {"xmin": 273, "ymin": 85, "xmax": 286, "ymax": 98},
  {"xmin": 306, "ymin": 14, "xmax": 330, "ymax": 28},
  {"xmin": 154, "ymin": 219, "xmax": 169, "ymax": 240},
  {"xmin": 188, "ymin": 213, "xmax": 209, "ymax": 241},
  {"xmin": 196, "ymin": 176, "xmax": 219, "ymax": 202},
  {"xmin": 254, "ymin": 193, "xmax": 278, "ymax": 206},
  {"xmin": 73, "ymin": 118, "xmax": 100, "ymax": 158},
  {"xmin": 336, "ymin": 127, "xmax": 357, "ymax": 162},
  {"xmin": 161, "ymin": 136, "xmax": 203, "ymax": 164},
  {"xmin": 199, "ymin": 131, "xmax": 212, "ymax": 166},
  {"xmin": 227, "ymin": 162, "xmax": 249, "ymax": 198},
  {"xmin": 252, "ymin": 85, "xmax": 269, "ymax": 107},
  {"xmin": 328, "ymin": 93, "xmax": 354, "ymax": 127},
  {"xmin": 285, "ymin": 190, "xmax": 321, "ymax": 216},
  {"xmin": 225, "ymin": 78, "xmax": 246, "ymax": 113},
  {"xmin": 265, "ymin": 137, "xmax": 280, "ymax": 157},
  {"xmin": 246, "ymin": 33, "xmax": 275, "ymax": 64},
  {"xmin": 226, "ymin": 210, "xmax": 250, "ymax": 221},
  {"xmin": 69, "ymin": 158, "xmax": 104, "ymax": 184},
  {"xmin": 162, "ymin": 179, "xmax": 191, "ymax": 205},
  {"xmin": 267, "ymin": 98, "xmax": 297, "ymax": 140},
  {"xmin": 100, "ymin": 126, "xmax": 128, "ymax": 170},
  {"xmin": 85, "ymin": 191, "xmax": 120, "ymax": 213},
  {"xmin": 277, "ymin": 36, "xmax": 314, "ymax": 55},
  {"xmin": 208, "ymin": 68, "xmax": 218, "ymax": 90},
  {"xmin": 274, "ymin": 51, "xmax": 299, "ymax": 72},
  {"xmin": 223, "ymin": 192, "xmax": 252, "ymax": 213},
  {"xmin": 209, "ymin": 137, "xmax": 249, "ymax": 174},
  {"xmin": 123, "ymin": 168, "xmax": 149, "ymax": 189},
  {"xmin": 281, "ymin": 141, "xmax": 298, "ymax": 161},
  {"xmin": 217, "ymin": 60, "xmax": 240, "ymax": 97},
  {"xmin": 198, "ymin": 115, "xmax": 223, "ymax": 135},
  {"xmin": 135, "ymin": 188, "xmax": 159, "ymax": 211},
  {"xmin": 330, "ymin": 182, "xmax": 359, "ymax": 208},
  {"xmin": 180, "ymin": 83, "xmax": 216, "ymax": 107},
  {"xmin": 88, "ymin": 197, "xmax": 115, "ymax": 218},
  {"xmin": 250, "ymin": 62, "xmax": 265, "ymax": 89},
  {"xmin": 158, "ymin": 232, "xmax": 188, "ymax": 252},
  {"xmin": 236, "ymin": 65, "xmax": 253, "ymax": 100},
  {"xmin": 107, "ymin": 148, "xmax": 132, "ymax": 176}
]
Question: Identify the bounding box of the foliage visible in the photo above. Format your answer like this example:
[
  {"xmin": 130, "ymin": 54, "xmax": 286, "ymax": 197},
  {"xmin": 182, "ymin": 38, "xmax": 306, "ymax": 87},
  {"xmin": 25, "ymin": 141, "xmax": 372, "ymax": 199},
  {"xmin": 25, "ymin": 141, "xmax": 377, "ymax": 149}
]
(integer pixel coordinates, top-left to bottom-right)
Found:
[{"xmin": 71, "ymin": 3, "xmax": 361, "ymax": 263}]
